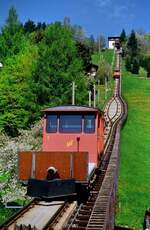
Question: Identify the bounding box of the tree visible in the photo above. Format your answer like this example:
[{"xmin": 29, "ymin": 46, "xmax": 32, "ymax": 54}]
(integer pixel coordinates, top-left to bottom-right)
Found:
[
  {"xmin": 125, "ymin": 55, "xmax": 132, "ymax": 72},
  {"xmin": 32, "ymin": 43, "xmax": 52, "ymax": 105},
  {"xmin": 126, "ymin": 30, "xmax": 141, "ymax": 74},
  {"xmin": 24, "ymin": 20, "xmax": 36, "ymax": 33},
  {"xmin": 72, "ymin": 25, "xmax": 85, "ymax": 42},
  {"xmin": 136, "ymin": 34, "xmax": 150, "ymax": 56},
  {"xmin": 33, "ymin": 23, "xmax": 88, "ymax": 107},
  {"xmin": 36, "ymin": 22, "xmax": 42, "ymax": 30},
  {"xmin": 75, "ymin": 42, "xmax": 92, "ymax": 70},
  {"xmin": 0, "ymin": 36, "xmax": 7, "ymax": 61},
  {"xmin": 141, "ymin": 55, "xmax": 150, "ymax": 77},
  {"xmin": 136, "ymin": 28, "xmax": 145, "ymax": 35},
  {"xmin": 63, "ymin": 16, "xmax": 71, "ymax": 28},
  {"xmin": 0, "ymin": 41, "xmax": 38, "ymax": 135},
  {"xmin": 88, "ymin": 35, "xmax": 96, "ymax": 52},
  {"xmin": 41, "ymin": 22, "xmax": 46, "ymax": 30},
  {"xmin": 139, "ymin": 67, "xmax": 147, "ymax": 78},
  {"xmin": 0, "ymin": 9, "xmax": 89, "ymax": 136},
  {"xmin": 33, "ymin": 30, "xmax": 44, "ymax": 43},
  {"xmin": 132, "ymin": 57, "xmax": 140, "ymax": 74},
  {"xmin": 96, "ymin": 34, "xmax": 106, "ymax": 51},
  {"xmin": 96, "ymin": 60, "xmax": 112, "ymax": 84},
  {"xmin": 0, "ymin": 6, "xmax": 24, "ymax": 60},
  {"xmin": 120, "ymin": 29, "xmax": 126, "ymax": 43},
  {"xmin": 127, "ymin": 30, "xmax": 138, "ymax": 58},
  {"xmin": 36, "ymin": 22, "xmax": 46, "ymax": 30},
  {"xmin": 4, "ymin": 6, "xmax": 21, "ymax": 35}
]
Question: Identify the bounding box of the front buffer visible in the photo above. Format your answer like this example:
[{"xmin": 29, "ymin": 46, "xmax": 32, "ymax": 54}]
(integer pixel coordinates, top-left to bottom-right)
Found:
[{"xmin": 27, "ymin": 178, "xmax": 89, "ymax": 203}]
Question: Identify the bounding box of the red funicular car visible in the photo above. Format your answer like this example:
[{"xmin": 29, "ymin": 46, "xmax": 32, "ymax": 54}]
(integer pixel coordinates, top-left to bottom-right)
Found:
[
  {"xmin": 42, "ymin": 105, "xmax": 104, "ymax": 177},
  {"xmin": 19, "ymin": 105, "xmax": 104, "ymax": 199}
]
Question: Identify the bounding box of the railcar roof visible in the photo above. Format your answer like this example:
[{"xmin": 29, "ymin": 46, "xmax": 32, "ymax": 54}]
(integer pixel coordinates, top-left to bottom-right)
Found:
[
  {"xmin": 42, "ymin": 105, "xmax": 100, "ymax": 112},
  {"xmin": 108, "ymin": 36, "xmax": 120, "ymax": 40}
]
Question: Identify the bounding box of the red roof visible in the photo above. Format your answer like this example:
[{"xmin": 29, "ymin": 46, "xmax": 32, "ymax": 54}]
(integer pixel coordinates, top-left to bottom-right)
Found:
[{"xmin": 42, "ymin": 105, "xmax": 100, "ymax": 113}]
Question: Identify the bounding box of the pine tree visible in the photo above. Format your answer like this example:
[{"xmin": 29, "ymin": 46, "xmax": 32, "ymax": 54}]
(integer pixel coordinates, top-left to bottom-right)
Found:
[
  {"xmin": 132, "ymin": 57, "xmax": 139, "ymax": 74},
  {"xmin": 120, "ymin": 29, "xmax": 126, "ymax": 43},
  {"xmin": 5, "ymin": 6, "xmax": 21, "ymax": 35},
  {"xmin": 24, "ymin": 20, "xmax": 36, "ymax": 33},
  {"xmin": 1, "ymin": 6, "xmax": 24, "ymax": 59},
  {"xmin": 127, "ymin": 30, "xmax": 138, "ymax": 58},
  {"xmin": 125, "ymin": 55, "xmax": 132, "ymax": 71}
]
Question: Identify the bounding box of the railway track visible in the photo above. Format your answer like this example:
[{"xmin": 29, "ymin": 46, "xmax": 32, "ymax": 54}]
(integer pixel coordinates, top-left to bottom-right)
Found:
[
  {"xmin": 65, "ymin": 70, "xmax": 127, "ymax": 229},
  {"xmin": 0, "ymin": 200, "xmax": 75, "ymax": 230},
  {"xmin": 0, "ymin": 50, "xmax": 127, "ymax": 230}
]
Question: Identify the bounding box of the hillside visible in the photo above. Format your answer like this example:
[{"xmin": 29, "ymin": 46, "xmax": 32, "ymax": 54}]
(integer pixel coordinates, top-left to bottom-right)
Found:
[
  {"xmin": 116, "ymin": 69, "xmax": 150, "ymax": 229},
  {"xmin": 92, "ymin": 49, "xmax": 114, "ymax": 65}
]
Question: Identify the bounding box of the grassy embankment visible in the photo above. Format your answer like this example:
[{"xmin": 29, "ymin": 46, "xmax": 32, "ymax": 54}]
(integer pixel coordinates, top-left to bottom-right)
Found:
[
  {"xmin": 116, "ymin": 66, "xmax": 150, "ymax": 229},
  {"xmin": 92, "ymin": 49, "xmax": 114, "ymax": 66},
  {"xmin": 92, "ymin": 49, "xmax": 114, "ymax": 110}
]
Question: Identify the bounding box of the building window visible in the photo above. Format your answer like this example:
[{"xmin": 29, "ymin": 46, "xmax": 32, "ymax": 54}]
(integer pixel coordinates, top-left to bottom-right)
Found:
[
  {"xmin": 59, "ymin": 114, "xmax": 82, "ymax": 133},
  {"xmin": 46, "ymin": 115, "xmax": 57, "ymax": 133},
  {"xmin": 84, "ymin": 115, "xmax": 95, "ymax": 133}
]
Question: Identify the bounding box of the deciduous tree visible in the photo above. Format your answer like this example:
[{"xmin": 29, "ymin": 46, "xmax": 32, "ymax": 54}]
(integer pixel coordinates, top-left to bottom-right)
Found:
[{"xmin": 96, "ymin": 34, "xmax": 106, "ymax": 52}]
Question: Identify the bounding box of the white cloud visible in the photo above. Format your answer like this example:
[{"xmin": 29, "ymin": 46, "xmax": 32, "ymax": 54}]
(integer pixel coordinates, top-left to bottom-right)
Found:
[
  {"xmin": 96, "ymin": 0, "xmax": 112, "ymax": 8},
  {"xmin": 112, "ymin": 5, "xmax": 128, "ymax": 18},
  {"xmin": 111, "ymin": 4, "xmax": 135, "ymax": 21},
  {"xmin": 85, "ymin": 0, "xmax": 136, "ymax": 23}
]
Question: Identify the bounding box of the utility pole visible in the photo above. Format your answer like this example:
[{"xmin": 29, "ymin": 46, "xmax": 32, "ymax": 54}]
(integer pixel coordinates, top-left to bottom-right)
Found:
[
  {"xmin": 97, "ymin": 80, "xmax": 100, "ymax": 105},
  {"xmin": 105, "ymin": 78, "xmax": 108, "ymax": 100},
  {"xmin": 72, "ymin": 81, "xmax": 75, "ymax": 105},
  {"xmin": 89, "ymin": 91, "xmax": 92, "ymax": 107},
  {"xmin": 94, "ymin": 84, "xmax": 96, "ymax": 107}
]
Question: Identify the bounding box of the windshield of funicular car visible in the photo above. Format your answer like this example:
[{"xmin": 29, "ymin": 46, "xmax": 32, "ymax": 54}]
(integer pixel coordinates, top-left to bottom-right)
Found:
[{"xmin": 46, "ymin": 113, "xmax": 95, "ymax": 133}]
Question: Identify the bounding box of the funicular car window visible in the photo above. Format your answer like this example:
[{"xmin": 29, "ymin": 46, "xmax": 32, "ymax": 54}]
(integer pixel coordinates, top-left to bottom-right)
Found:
[
  {"xmin": 84, "ymin": 114, "xmax": 95, "ymax": 133},
  {"xmin": 59, "ymin": 114, "xmax": 82, "ymax": 133},
  {"xmin": 46, "ymin": 115, "xmax": 57, "ymax": 133}
]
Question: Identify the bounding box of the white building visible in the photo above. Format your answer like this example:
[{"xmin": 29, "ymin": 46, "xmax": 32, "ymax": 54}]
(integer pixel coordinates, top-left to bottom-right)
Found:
[{"xmin": 108, "ymin": 37, "xmax": 120, "ymax": 49}]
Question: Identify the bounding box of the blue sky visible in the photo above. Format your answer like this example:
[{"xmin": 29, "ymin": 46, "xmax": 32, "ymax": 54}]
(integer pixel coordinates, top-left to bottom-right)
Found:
[{"xmin": 0, "ymin": 0, "xmax": 150, "ymax": 38}]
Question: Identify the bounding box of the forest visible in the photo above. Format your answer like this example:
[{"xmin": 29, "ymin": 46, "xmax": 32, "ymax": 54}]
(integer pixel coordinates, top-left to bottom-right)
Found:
[{"xmin": 0, "ymin": 7, "xmax": 107, "ymax": 137}]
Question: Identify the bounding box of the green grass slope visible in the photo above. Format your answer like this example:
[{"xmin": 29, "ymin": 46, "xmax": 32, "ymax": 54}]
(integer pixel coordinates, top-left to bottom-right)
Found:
[
  {"xmin": 116, "ymin": 72, "xmax": 150, "ymax": 229},
  {"xmin": 92, "ymin": 49, "xmax": 114, "ymax": 65}
]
